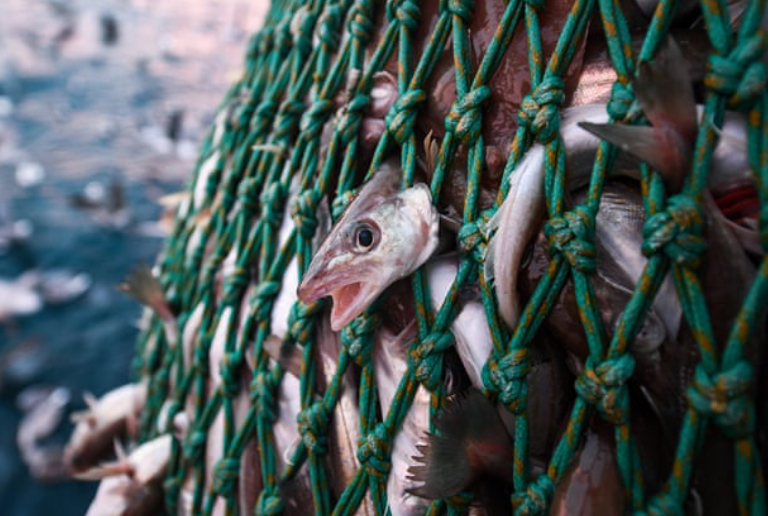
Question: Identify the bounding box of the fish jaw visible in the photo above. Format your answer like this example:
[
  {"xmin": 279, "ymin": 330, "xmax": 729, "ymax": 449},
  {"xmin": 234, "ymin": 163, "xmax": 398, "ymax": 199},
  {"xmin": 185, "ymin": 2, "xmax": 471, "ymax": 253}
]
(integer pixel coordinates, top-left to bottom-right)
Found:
[{"xmin": 298, "ymin": 258, "xmax": 385, "ymax": 331}]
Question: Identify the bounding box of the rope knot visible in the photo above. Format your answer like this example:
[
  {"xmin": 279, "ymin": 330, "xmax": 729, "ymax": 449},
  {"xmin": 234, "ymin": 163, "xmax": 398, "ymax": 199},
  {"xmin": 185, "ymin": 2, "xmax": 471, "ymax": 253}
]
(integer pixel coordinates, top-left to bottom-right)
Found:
[
  {"xmin": 575, "ymin": 354, "xmax": 636, "ymax": 424},
  {"xmin": 457, "ymin": 219, "xmax": 488, "ymax": 262},
  {"xmin": 335, "ymin": 93, "xmax": 371, "ymax": 146},
  {"xmin": 348, "ymin": 5, "xmax": 374, "ymax": 44},
  {"xmin": 300, "ymin": 99, "xmax": 335, "ymax": 140},
  {"xmin": 257, "ymin": 27, "xmax": 274, "ymax": 54},
  {"xmin": 297, "ymin": 403, "xmax": 331, "ymax": 455},
  {"xmin": 409, "ymin": 331, "xmax": 454, "ymax": 391},
  {"xmin": 256, "ymin": 486, "xmax": 285, "ymax": 515},
  {"xmin": 517, "ymin": 78, "xmax": 564, "ymax": 143},
  {"xmin": 252, "ymin": 280, "xmax": 281, "ymax": 321},
  {"xmin": 705, "ymin": 31, "xmax": 768, "ymax": 108},
  {"xmin": 317, "ymin": 4, "xmax": 343, "ymax": 53},
  {"xmin": 544, "ymin": 206, "xmax": 596, "ymax": 273},
  {"xmin": 445, "ymin": 86, "xmax": 492, "ymax": 143},
  {"xmin": 512, "ymin": 475, "xmax": 555, "ymax": 515},
  {"xmin": 687, "ymin": 361, "xmax": 755, "ymax": 438},
  {"xmin": 481, "ymin": 348, "xmax": 530, "ymax": 413},
  {"xmin": 333, "ymin": 190, "xmax": 357, "ymax": 219},
  {"xmin": 291, "ymin": 189, "xmax": 322, "ymax": 239},
  {"xmin": 259, "ymin": 182, "xmax": 287, "ymax": 228},
  {"xmin": 183, "ymin": 428, "xmax": 208, "ymax": 463},
  {"xmin": 212, "ymin": 457, "xmax": 241, "ymax": 496},
  {"xmin": 274, "ymin": 18, "xmax": 293, "ymax": 51},
  {"xmin": 342, "ymin": 312, "xmax": 382, "ymax": 365},
  {"xmin": 219, "ymin": 350, "xmax": 243, "ymax": 398},
  {"xmin": 287, "ymin": 300, "xmax": 323, "ymax": 342},
  {"xmin": 273, "ymin": 99, "xmax": 305, "ymax": 140},
  {"xmin": 607, "ymin": 81, "xmax": 633, "ymax": 120},
  {"xmin": 641, "ymin": 194, "xmax": 706, "ymax": 268},
  {"xmin": 357, "ymin": 424, "xmax": 392, "ymax": 478},
  {"xmin": 251, "ymin": 99, "xmax": 279, "ymax": 135},
  {"xmin": 250, "ymin": 371, "xmax": 279, "ymax": 423},
  {"xmin": 385, "ymin": 89, "xmax": 427, "ymax": 144},
  {"xmin": 447, "ymin": 0, "xmax": 474, "ymax": 22},
  {"xmin": 238, "ymin": 177, "xmax": 261, "ymax": 215},
  {"xmin": 387, "ymin": 0, "xmax": 421, "ymax": 31},
  {"xmin": 641, "ymin": 492, "xmax": 685, "ymax": 516}
]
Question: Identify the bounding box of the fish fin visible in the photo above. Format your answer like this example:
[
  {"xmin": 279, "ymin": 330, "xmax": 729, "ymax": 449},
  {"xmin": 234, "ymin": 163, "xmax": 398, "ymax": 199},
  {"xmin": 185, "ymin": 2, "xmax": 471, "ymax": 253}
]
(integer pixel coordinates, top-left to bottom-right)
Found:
[
  {"xmin": 394, "ymin": 319, "xmax": 419, "ymax": 351},
  {"xmin": 83, "ymin": 391, "xmax": 98, "ymax": 410},
  {"xmin": 439, "ymin": 213, "xmax": 462, "ymax": 234},
  {"xmin": 342, "ymin": 160, "xmax": 401, "ymax": 222},
  {"xmin": 114, "ymin": 439, "xmax": 128, "ymax": 463},
  {"xmin": 262, "ymin": 335, "xmax": 303, "ymax": 378},
  {"xmin": 633, "ymin": 37, "xmax": 698, "ymax": 146},
  {"xmin": 579, "ymin": 122, "xmax": 690, "ymax": 191},
  {"xmin": 156, "ymin": 191, "xmax": 190, "ymax": 209},
  {"xmin": 117, "ymin": 263, "xmax": 174, "ymax": 323},
  {"xmin": 74, "ymin": 458, "xmax": 133, "ymax": 480},
  {"xmin": 312, "ymin": 197, "xmax": 333, "ymax": 252},
  {"xmin": 423, "ymin": 130, "xmax": 439, "ymax": 180},
  {"xmin": 69, "ymin": 410, "xmax": 94, "ymax": 425},
  {"xmin": 484, "ymin": 231, "xmax": 496, "ymax": 285},
  {"xmin": 406, "ymin": 389, "xmax": 513, "ymax": 499},
  {"xmin": 709, "ymin": 118, "xmax": 748, "ymax": 154}
]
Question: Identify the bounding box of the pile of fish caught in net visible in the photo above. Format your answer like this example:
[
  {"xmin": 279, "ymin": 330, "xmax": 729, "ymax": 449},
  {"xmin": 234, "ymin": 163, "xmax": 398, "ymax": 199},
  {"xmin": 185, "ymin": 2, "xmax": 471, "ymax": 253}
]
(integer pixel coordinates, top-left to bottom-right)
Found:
[{"xmin": 61, "ymin": 0, "xmax": 768, "ymax": 513}]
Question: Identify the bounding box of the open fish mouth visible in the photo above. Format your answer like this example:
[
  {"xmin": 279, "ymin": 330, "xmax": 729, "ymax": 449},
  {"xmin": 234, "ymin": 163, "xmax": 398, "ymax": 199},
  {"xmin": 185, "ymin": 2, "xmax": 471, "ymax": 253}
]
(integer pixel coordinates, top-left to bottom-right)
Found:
[
  {"xmin": 329, "ymin": 282, "xmax": 380, "ymax": 331},
  {"xmin": 298, "ymin": 268, "xmax": 381, "ymax": 331}
]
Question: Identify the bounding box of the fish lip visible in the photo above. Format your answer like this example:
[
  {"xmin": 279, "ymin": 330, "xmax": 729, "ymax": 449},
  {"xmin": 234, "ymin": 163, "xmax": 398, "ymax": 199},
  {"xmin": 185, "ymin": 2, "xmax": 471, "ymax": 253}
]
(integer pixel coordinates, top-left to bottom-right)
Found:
[{"xmin": 297, "ymin": 264, "xmax": 348, "ymax": 305}]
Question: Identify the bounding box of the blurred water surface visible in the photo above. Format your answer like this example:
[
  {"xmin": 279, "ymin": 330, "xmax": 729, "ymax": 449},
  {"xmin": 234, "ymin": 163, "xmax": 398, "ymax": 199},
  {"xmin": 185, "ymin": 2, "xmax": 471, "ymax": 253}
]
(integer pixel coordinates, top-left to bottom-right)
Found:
[{"xmin": 0, "ymin": 0, "xmax": 266, "ymax": 513}]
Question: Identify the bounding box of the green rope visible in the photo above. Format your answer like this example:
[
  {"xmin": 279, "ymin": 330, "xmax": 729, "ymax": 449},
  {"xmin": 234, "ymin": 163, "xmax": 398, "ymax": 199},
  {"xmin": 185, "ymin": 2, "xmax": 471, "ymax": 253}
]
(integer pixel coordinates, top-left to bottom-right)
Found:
[{"xmin": 129, "ymin": 0, "xmax": 768, "ymax": 513}]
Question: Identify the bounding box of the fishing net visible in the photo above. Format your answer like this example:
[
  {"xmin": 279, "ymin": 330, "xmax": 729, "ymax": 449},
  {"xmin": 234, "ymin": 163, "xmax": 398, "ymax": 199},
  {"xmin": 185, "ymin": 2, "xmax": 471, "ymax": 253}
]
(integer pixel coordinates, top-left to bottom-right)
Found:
[{"xmin": 131, "ymin": 0, "xmax": 767, "ymax": 513}]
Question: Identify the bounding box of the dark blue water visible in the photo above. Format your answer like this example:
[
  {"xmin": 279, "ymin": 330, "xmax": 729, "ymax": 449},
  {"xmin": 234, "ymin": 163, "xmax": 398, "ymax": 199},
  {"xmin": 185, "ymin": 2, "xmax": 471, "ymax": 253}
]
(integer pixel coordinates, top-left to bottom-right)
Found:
[{"xmin": 0, "ymin": 0, "xmax": 263, "ymax": 512}]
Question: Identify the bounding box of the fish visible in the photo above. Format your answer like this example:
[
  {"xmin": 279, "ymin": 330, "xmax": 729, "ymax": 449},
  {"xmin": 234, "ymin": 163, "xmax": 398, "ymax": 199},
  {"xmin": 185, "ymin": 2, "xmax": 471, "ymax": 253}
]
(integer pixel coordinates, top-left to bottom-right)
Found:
[
  {"xmin": 298, "ymin": 160, "xmax": 440, "ymax": 331},
  {"xmin": 64, "ymin": 382, "xmax": 147, "ymax": 474},
  {"xmin": 78, "ymin": 434, "xmax": 172, "ymax": 516},
  {"xmin": 16, "ymin": 386, "xmax": 70, "ymax": 480}
]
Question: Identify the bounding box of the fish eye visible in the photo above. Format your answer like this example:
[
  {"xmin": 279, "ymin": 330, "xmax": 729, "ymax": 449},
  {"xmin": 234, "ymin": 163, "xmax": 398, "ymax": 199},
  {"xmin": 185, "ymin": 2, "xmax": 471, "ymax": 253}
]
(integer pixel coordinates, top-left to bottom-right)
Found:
[
  {"xmin": 358, "ymin": 229, "xmax": 373, "ymax": 247},
  {"xmin": 352, "ymin": 223, "xmax": 378, "ymax": 252}
]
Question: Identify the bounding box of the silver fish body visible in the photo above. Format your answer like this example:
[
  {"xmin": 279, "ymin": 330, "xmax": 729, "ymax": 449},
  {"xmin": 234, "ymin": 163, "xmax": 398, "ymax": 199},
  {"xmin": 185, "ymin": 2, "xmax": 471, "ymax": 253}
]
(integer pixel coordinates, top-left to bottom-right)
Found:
[{"xmin": 372, "ymin": 321, "xmax": 431, "ymax": 516}]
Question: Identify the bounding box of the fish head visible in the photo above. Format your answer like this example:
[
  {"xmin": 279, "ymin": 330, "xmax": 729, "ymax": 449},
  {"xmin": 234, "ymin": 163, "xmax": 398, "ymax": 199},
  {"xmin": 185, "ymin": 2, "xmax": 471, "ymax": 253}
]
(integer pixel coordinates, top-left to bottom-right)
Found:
[{"xmin": 298, "ymin": 163, "xmax": 439, "ymax": 331}]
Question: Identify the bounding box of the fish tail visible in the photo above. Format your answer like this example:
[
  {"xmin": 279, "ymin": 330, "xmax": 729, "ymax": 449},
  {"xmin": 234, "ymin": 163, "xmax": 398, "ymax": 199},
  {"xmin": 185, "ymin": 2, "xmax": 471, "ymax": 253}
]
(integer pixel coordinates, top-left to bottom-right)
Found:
[
  {"xmin": 632, "ymin": 36, "xmax": 698, "ymax": 146},
  {"xmin": 406, "ymin": 389, "xmax": 514, "ymax": 499},
  {"xmin": 118, "ymin": 263, "xmax": 174, "ymax": 322}
]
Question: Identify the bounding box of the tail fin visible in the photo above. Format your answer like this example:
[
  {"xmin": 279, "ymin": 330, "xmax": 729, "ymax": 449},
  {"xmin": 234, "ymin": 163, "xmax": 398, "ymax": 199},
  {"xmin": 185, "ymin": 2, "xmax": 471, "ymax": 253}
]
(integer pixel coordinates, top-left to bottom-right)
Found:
[
  {"xmin": 406, "ymin": 389, "xmax": 513, "ymax": 499},
  {"xmin": 118, "ymin": 263, "xmax": 174, "ymax": 322},
  {"xmin": 578, "ymin": 38, "xmax": 698, "ymax": 192},
  {"xmin": 633, "ymin": 37, "xmax": 698, "ymax": 147}
]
